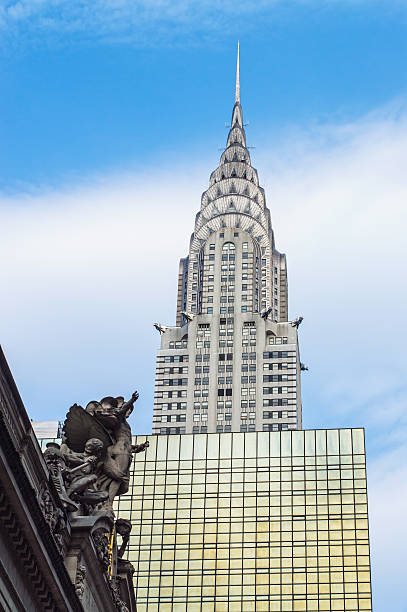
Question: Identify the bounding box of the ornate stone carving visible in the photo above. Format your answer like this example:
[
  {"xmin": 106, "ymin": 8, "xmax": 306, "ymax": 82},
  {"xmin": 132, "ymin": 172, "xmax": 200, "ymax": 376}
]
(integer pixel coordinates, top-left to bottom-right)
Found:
[
  {"xmin": 60, "ymin": 438, "xmax": 108, "ymax": 507},
  {"xmin": 62, "ymin": 392, "xmax": 148, "ymax": 514},
  {"xmin": 110, "ymin": 578, "xmax": 130, "ymax": 612},
  {"xmin": 74, "ymin": 563, "xmax": 87, "ymax": 599},
  {"xmin": 43, "ymin": 442, "xmax": 78, "ymax": 511},
  {"xmin": 93, "ymin": 530, "xmax": 110, "ymax": 572},
  {"xmin": 116, "ymin": 518, "xmax": 132, "ymax": 559},
  {"xmin": 37, "ymin": 483, "xmax": 66, "ymax": 553}
]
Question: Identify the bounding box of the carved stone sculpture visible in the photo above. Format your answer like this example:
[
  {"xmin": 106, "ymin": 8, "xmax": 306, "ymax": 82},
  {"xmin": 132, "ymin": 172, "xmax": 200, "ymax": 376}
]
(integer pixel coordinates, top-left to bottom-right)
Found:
[
  {"xmin": 37, "ymin": 483, "xmax": 66, "ymax": 552},
  {"xmin": 75, "ymin": 563, "xmax": 87, "ymax": 599},
  {"xmin": 43, "ymin": 442, "xmax": 79, "ymax": 511},
  {"xmin": 116, "ymin": 518, "xmax": 132, "ymax": 559},
  {"xmin": 111, "ymin": 577, "xmax": 130, "ymax": 612},
  {"xmin": 61, "ymin": 438, "xmax": 108, "ymax": 506},
  {"xmin": 62, "ymin": 392, "xmax": 148, "ymax": 515},
  {"xmin": 260, "ymin": 306, "xmax": 272, "ymax": 320},
  {"xmin": 291, "ymin": 316, "xmax": 304, "ymax": 328},
  {"xmin": 93, "ymin": 530, "xmax": 111, "ymax": 572}
]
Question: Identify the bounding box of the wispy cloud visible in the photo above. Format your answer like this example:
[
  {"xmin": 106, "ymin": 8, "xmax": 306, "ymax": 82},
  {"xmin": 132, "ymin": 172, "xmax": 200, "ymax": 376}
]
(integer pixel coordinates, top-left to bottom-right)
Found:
[
  {"xmin": 1, "ymin": 0, "xmax": 405, "ymax": 46},
  {"xmin": 0, "ymin": 0, "xmax": 276, "ymax": 45},
  {"xmin": 1, "ymin": 99, "xmax": 407, "ymax": 609}
]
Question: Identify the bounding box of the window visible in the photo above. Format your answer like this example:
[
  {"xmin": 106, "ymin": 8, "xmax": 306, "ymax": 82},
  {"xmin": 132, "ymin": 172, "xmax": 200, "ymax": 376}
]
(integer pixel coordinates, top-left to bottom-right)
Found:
[
  {"xmin": 207, "ymin": 307, "xmax": 213, "ymax": 314},
  {"xmin": 242, "ymin": 242, "xmax": 248, "ymax": 249},
  {"xmin": 210, "ymin": 244, "xmax": 215, "ymax": 250},
  {"xmin": 241, "ymin": 306, "xmax": 247, "ymax": 312},
  {"xmin": 222, "ymin": 242, "xmax": 235, "ymax": 251}
]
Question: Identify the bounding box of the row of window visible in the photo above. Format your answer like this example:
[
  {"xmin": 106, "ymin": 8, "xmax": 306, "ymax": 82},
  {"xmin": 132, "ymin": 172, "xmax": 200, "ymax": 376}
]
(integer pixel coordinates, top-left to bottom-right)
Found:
[
  {"xmin": 160, "ymin": 355, "xmax": 189, "ymax": 363},
  {"xmin": 158, "ymin": 427, "xmax": 185, "ymax": 435},
  {"xmin": 263, "ymin": 387, "xmax": 296, "ymax": 395},
  {"xmin": 263, "ymin": 398, "xmax": 296, "ymax": 406},
  {"xmin": 263, "ymin": 363, "xmax": 293, "ymax": 371},
  {"xmin": 206, "ymin": 307, "xmax": 259, "ymax": 314},
  {"xmin": 263, "ymin": 410, "xmax": 293, "ymax": 419},
  {"xmin": 263, "ymin": 375, "xmax": 291, "ymax": 382},
  {"xmin": 161, "ymin": 378, "xmax": 188, "ymax": 386},
  {"xmin": 263, "ymin": 424, "xmax": 293, "ymax": 431},
  {"xmin": 155, "ymin": 402, "xmax": 187, "ymax": 411},
  {"xmin": 168, "ymin": 341, "xmax": 188, "ymax": 349},
  {"xmin": 158, "ymin": 367, "xmax": 188, "ymax": 374},
  {"xmin": 158, "ymin": 370, "xmax": 293, "ymax": 381},
  {"xmin": 156, "ymin": 414, "xmax": 186, "ymax": 423}
]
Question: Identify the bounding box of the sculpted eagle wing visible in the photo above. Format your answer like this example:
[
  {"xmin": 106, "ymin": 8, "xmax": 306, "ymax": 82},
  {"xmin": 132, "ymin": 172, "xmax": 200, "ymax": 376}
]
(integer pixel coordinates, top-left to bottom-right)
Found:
[{"xmin": 63, "ymin": 404, "xmax": 113, "ymax": 457}]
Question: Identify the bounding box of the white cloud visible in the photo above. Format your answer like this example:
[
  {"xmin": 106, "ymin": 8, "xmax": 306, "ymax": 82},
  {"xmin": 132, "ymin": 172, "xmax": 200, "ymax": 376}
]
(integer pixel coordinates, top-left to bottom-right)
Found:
[
  {"xmin": 1, "ymin": 0, "xmax": 405, "ymax": 45},
  {"xmin": 1, "ymin": 100, "xmax": 407, "ymax": 609}
]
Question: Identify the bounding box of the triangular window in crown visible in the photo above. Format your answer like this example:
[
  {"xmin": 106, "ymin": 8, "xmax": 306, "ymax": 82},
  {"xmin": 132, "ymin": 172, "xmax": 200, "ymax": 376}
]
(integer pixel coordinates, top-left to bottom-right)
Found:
[
  {"xmin": 231, "ymin": 168, "xmax": 237, "ymax": 178},
  {"xmin": 242, "ymin": 170, "xmax": 247, "ymax": 179},
  {"xmin": 221, "ymin": 172, "xmax": 225, "ymax": 180},
  {"xmin": 228, "ymin": 200, "xmax": 236, "ymax": 212},
  {"xmin": 212, "ymin": 205, "xmax": 220, "ymax": 216},
  {"xmin": 244, "ymin": 203, "xmax": 251, "ymax": 214},
  {"xmin": 217, "ymin": 187, "xmax": 222, "ymax": 197},
  {"xmin": 230, "ymin": 182, "xmax": 236, "ymax": 193},
  {"xmin": 233, "ymin": 151, "xmax": 238, "ymax": 161},
  {"xmin": 244, "ymin": 185, "xmax": 250, "ymax": 195}
]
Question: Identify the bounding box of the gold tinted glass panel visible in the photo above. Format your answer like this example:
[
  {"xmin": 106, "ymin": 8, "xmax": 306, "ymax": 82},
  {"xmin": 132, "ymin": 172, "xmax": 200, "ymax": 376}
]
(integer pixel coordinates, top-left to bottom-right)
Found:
[{"xmin": 114, "ymin": 429, "xmax": 372, "ymax": 612}]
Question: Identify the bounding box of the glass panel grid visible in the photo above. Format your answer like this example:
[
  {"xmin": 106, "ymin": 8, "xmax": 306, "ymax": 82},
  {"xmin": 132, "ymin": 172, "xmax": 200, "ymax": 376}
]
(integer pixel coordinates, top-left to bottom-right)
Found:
[{"xmin": 114, "ymin": 429, "xmax": 371, "ymax": 612}]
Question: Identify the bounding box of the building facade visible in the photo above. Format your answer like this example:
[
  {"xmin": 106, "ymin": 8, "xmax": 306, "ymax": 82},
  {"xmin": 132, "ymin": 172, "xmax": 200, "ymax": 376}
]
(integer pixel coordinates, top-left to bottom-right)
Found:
[
  {"xmin": 153, "ymin": 47, "xmax": 302, "ymax": 436},
  {"xmin": 0, "ymin": 347, "xmax": 137, "ymax": 612},
  {"xmin": 117, "ymin": 429, "xmax": 372, "ymax": 612}
]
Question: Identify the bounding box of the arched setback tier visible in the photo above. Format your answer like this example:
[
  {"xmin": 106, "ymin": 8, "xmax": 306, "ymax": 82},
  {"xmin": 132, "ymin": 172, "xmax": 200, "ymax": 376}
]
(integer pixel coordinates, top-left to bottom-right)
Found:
[{"xmin": 153, "ymin": 76, "xmax": 302, "ymax": 436}]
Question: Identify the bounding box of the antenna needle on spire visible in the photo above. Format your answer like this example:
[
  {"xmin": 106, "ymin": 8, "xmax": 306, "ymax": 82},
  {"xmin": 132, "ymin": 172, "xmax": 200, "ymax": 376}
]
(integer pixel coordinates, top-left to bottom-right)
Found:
[{"xmin": 235, "ymin": 40, "xmax": 240, "ymax": 104}]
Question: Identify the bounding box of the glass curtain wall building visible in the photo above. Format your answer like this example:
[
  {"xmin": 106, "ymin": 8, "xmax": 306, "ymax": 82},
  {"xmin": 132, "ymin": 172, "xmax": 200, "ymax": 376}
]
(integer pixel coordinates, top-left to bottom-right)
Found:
[
  {"xmin": 153, "ymin": 45, "xmax": 302, "ymax": 436},
  {"xmin": 116, "ymin": 430, "xmax": 372, "ymax": 612}
]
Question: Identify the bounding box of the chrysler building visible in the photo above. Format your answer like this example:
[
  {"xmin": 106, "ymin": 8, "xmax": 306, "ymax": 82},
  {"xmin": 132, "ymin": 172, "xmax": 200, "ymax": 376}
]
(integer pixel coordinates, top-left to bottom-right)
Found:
[{"xmin": 153, "ymin": 45, "xmax": 303, "ymax": 435}]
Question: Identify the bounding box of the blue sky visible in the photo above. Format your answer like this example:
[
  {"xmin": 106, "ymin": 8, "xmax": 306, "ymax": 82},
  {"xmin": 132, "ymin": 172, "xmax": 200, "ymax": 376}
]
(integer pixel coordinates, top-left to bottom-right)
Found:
[{"xmin": 1, "ymin": 2, "xmax": 407, "ymax": 610}]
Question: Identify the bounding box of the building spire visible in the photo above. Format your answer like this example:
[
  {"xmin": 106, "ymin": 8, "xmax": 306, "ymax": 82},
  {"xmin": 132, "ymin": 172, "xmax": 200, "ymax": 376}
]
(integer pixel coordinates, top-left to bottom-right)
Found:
[{"xmin": 235, "ymin": 40, "xmax": 240, "ymax": 104}]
